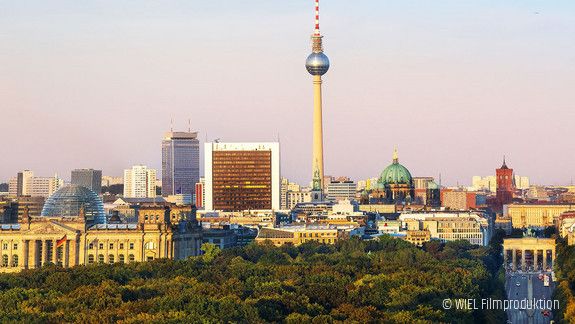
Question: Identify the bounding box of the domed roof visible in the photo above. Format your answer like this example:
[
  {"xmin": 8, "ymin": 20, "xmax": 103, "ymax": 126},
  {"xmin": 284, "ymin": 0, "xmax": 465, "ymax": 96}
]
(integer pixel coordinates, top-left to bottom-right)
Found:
[
  {"xmin": 378, "ymin": 149, "xmax": 413, "ymax": 186},
  {"xmin": 41, "ymin": 185, "xmax": 106, "ymax": 224},
  {"xmin": 306, "ymin": 52, "xmax": 330, "ymax": 76}
]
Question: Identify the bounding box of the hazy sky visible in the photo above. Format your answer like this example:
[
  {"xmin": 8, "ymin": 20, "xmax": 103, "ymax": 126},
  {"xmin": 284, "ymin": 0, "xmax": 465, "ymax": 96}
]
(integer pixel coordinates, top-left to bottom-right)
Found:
[{"xmin": 1, "ymin": 0, "xmax": 574, "ymax": 186}]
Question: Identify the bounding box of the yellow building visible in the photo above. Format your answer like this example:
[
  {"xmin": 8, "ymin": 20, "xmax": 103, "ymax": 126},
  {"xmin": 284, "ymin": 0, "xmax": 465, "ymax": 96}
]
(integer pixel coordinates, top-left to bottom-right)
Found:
[
  {"xmin": 256, "ymin": 226, "xmax": 342, "ymax": 246},
  {"xmin": 0, "ymin": 203, "xmax": 202, "ymax": 273},
  {"xmin": 405, "ymin": 230, "xmax": 431, "ymax": 247},
  {"xmin": 359, "ymin": 204, "xmax": 396, "ymax": 214},
  {"xmin": 507, "ymin": 204, "xmax": 575, "ymax": 228}
]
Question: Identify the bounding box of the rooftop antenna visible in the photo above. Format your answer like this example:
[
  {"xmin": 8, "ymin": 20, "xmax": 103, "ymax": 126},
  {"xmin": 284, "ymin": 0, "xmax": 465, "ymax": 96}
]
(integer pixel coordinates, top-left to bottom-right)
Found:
[
  {"xmin": 314, "ymin": 0, "xmax": 320, "ymax": 36},
  {"xmin": 439, "ymin": 173, "xmax": 442, "ymax": 188},
  {"xmin": 170, "ymin": 118, "xmax": 173, "ymax": 132},
  {"xmin": 188, "ymin": 118, "xmax": 191, "ymax": 132}
]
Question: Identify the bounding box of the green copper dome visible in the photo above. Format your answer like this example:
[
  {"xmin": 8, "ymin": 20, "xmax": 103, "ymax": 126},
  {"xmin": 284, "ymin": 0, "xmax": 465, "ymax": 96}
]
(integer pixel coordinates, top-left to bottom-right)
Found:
[{"xmin": 378, "ymin": 149, "xmax": 413, "ymax": 185}]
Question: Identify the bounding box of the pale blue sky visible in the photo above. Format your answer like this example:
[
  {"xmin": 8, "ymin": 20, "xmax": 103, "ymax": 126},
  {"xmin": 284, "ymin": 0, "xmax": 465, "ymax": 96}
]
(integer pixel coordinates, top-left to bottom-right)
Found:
[{"xmin": 1, "ymin": 1, "xmax": 574, "ymax": 185}]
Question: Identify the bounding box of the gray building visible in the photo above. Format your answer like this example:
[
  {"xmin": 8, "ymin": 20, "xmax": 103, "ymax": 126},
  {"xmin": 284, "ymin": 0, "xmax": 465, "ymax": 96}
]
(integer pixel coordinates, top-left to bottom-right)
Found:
[
  {"xmin": 326, "ymin": 181, "xmax": 357, "ymax": 202},
  {"xmin": 162, "ymin": 131, "xmax": 200, "ymax": 197},
  {"xmin": 71, "ymin": 169, "xmax": 102, "ymax": 194}
]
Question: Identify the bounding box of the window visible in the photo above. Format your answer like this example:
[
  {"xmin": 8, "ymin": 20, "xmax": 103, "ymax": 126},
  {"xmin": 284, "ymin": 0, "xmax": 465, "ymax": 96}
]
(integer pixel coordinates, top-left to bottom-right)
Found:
[
  {"xmin": 88, "ymin": 243, "xmax": 94, "ymax": 250},
  {"xmin": 119, "ymin": 243, "xmax": 124, "ymax": 249},
  {"xmin": 98, "ymin": 254, "xmax": 104, "ymax": 263},
  {"xmin": 13, "ymin": 243, "xmax": 18, "ymax": 250},
  {"xmin": 88, "ymin": 254, "xmax": 95, "ymax": 264},
  {"xmin": 11, "ymin": 255, "xmax": 18, "ymax": 267},
  {"xmin": 145, "ymin": 242, "xmax": 156, "ymax": 250},
  {"xmin": 2, "ymin": 243, "xmax": 7, "ymax": 250},
  {"xmin": 109, "ymin": 254, "xmax": 115, "ymax": 264},
  {"xmin": 128, "ymin": 254, "xmax": 135, "ymax": 262},
  {"xmin": 118, "ymin": 254, "xmax": 125, "ymax": 263},
  {"xmin": 109, "ymin": 243, "xmax": 114, "ymax": 249},
  {"xmin": 145, "ymin": 215, "xmax": 149, "ymax": 221},
  {"xmin": 99, "ymin": 243, "xmax": 104, "ymax": 249},
  {"xmin": 1, "ymin": 254, "xmax": 8, "ymax": 267},
  {"xmin": 147, "ymin": 256, "xmax": 154, "ymax": 261},
  {"xmin": 129, "ymin": 243, "xmax": 134, "ymax": 250}
]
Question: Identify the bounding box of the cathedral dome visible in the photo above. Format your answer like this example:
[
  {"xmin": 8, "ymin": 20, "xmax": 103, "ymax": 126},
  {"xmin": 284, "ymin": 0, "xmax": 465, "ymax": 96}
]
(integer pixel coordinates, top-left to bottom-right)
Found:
[
  {"xmin": 41, "ymin": 185, "xmax": 106, "ymax": 224},
  {"xmin": 378, "ymin": 149, "xmax": 413, "ymax": 186}
]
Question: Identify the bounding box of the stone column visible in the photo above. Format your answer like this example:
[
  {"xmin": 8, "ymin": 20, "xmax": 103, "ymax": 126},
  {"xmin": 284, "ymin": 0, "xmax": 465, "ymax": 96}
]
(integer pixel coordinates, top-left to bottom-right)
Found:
[
  {"xmin": 551, "ymin": 249, "xmax": 556, "ymax": 269},
  {"xmin": 534, "ymin": 250, "xmax": 539, "ymax": 272},
  {"xmin": 543, "ymin": 250, "xmax": 548, "ymax": 271},
  {"xmin": 31, "ymin": 240, "xmax": 39, "ymax": 268},
  {"xmin": 52, "ymin": 240, "xmax": 58, "ymax": 265},
  {"xmin": 20, "ymin": 240, "xmax": 27, "ymax": 268},
  {"xmin": 41, "ymin": 240, "xmax": 48, "ymax": 266},
  {"xmin": 512, "ymin": 249, "xmax": 517, "ymax": 271},
  {"xmin": 8, "ymin": 240, "xmax": 13, "ymax": 268},
  {"xmin": 64, "ymin": 240, "xmax": 69, "ymax": 268},
  {"xmin": 521, "ymin": 249, "xmax": 526, "ymax": 271},
  {"xmin": 503, "ymin": 249, "xmax": 508, "ymax": 268},
  {"xmin": 69, "ymin": 239, "xmax": 77, "ymax": 267}
]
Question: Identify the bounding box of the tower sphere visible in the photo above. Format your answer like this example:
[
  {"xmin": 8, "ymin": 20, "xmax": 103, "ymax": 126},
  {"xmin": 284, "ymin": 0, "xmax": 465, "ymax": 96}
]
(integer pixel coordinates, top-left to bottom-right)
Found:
[{"xmin": 306, "ymin": 52, "xmax": 330, "ymax": 76}]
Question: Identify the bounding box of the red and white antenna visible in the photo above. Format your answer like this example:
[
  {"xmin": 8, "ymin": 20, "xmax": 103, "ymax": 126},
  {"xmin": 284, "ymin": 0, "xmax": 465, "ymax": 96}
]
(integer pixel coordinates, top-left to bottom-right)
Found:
[{"xmin": 314, "ymin": 0, "xmax": 321, "ymax": 36}]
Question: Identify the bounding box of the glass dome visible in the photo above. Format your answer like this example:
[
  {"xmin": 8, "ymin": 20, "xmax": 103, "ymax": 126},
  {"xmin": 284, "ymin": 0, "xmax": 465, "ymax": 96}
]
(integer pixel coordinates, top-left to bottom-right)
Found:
[{"xmin": 41, "ymin": 185, "xmax": 106, "ymax": 224}]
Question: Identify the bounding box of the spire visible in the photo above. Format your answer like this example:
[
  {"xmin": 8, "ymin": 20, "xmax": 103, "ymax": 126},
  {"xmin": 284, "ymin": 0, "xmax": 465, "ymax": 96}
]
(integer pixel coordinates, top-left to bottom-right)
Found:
[
  {"xmin": 501, "ymin": 155, "xmax": 509, "ymax": 169},
  {"xmin": 311, "ymin": 0, "xmax": 324, "ymax": 53},
  {"xmin": 393, "ymin": 147, "xmax": 399, "ymax": 163}
]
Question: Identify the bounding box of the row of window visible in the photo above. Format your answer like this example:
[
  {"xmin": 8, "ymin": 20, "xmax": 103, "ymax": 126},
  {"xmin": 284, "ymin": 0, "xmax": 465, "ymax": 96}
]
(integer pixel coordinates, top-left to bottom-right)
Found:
[
  {"xmin": 88, "ymin": 242, "xmax": 135, "ymax": 250},
  {"xmin": 87, "ymin": 254, "xmax": 136, "ymax": 264},
  {"xmin": 0, "ymin": 254, "xmax": 18, "ymax": 267},
  {"xmin": 1, "ymin": 243, "xmax": 18, "ymax": 250}
]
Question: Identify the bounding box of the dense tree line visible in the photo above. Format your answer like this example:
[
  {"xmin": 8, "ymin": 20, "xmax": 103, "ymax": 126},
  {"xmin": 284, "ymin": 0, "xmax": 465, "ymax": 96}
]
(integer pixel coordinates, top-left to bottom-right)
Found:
[
  {"xmin": 0, "ymin": 236, "xmax": 506, "ymax": 323},
  {"xmin": 553, "ymin": 238, "xmax": 575, "ymax": 322}
]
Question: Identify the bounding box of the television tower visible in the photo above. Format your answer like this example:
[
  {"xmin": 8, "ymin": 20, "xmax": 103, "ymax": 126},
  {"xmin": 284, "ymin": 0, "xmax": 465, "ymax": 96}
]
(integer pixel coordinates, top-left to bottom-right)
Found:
[{"xmin": 305, "ymin": 0, "xmax": 330, "ymax": 197}]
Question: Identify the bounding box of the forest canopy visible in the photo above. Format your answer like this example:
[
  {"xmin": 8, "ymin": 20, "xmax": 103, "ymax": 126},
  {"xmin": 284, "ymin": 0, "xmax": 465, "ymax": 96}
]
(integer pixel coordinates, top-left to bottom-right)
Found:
[{"xmin": 0, "ymin": 236, "xmax": 506, "ymax": 323}]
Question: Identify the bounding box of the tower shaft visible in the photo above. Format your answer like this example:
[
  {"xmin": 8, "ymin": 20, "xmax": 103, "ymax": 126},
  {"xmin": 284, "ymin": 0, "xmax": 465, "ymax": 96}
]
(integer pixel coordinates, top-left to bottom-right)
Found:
[{"xmin": 312, "ymin": 75, "xmax": 324, "ymax": 190}]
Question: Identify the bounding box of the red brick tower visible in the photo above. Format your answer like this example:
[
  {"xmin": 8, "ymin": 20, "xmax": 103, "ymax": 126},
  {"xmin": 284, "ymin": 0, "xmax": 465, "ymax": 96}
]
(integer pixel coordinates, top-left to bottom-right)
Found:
[{"xmin": 496, "ymin": 157, "xmax": 514, "ymax": 206}]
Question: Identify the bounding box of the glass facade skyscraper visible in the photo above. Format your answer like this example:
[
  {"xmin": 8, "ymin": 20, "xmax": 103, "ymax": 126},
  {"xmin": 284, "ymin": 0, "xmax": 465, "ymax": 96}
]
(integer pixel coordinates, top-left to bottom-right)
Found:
[{"xmin": 161, "ymin": 131, "xmax": 200, "ymax": 197}]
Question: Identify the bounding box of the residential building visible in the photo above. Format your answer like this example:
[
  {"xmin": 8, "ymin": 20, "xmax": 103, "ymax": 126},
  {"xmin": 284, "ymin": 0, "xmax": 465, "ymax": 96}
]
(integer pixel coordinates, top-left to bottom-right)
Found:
[
  {"xmin": 123, "ymin": 166, "xmax": 157, "ymax": 198},
  {"xmin": 8, "ymin": 171, "xmax": 63, "ymax": 198}
]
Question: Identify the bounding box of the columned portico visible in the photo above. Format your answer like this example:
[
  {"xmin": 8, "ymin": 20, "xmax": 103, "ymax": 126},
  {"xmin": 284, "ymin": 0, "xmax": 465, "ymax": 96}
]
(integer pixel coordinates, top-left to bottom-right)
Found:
[{"xmin": 503, "ymin": 237, "xmax": 555, "ymax": 272}]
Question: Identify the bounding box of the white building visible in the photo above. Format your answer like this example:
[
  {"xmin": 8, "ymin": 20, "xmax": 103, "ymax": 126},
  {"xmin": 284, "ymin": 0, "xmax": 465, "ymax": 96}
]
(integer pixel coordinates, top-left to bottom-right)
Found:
[
  {"xmin": 8, "ymin": 171, "xmax": 63, "ymax": 197},
  {"xmin": 399, "ymin": 211, "xmax": 491, "ymax": 246},
  {"xmin": 204, "ymin": 142, "xmax": 280, "ymax": 211},
  {"xmin": 287, "ymin": 189, "xmax": 312, "ymax": 210},
  {"xmin": 123, "ymin": 165, "xmax": 157, "ymax": 198},
  {"xmin": 326, "ymin": 181, "xmax": 357, "ymax": 202}
]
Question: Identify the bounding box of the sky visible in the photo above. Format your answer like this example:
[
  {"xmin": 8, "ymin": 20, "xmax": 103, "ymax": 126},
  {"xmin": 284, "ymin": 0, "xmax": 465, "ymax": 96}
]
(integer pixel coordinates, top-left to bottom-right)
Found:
[{"xmin": 1, "ymin": 0, "xmax": 574, "ymax": 186}]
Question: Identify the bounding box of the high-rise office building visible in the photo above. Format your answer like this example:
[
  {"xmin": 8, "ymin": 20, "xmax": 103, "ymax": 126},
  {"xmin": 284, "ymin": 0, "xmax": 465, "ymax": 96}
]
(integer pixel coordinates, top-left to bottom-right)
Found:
[
  {"xmin": 162, "ymin": 131, "xmax": 200, "ymax": 197},
  {"xmin": 205, "ymin": 142, "xmax": 280, "ymax": 211},
  {"xmin": 123, "ymin": 165, "xmax": 157, "ymax": 198},
  {"xmin": 71, "ymin": 169, "xmax": 102, "ymax": 194}
]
